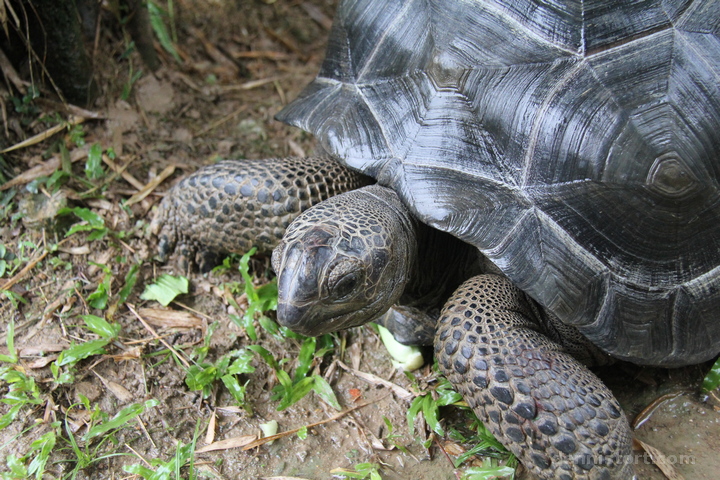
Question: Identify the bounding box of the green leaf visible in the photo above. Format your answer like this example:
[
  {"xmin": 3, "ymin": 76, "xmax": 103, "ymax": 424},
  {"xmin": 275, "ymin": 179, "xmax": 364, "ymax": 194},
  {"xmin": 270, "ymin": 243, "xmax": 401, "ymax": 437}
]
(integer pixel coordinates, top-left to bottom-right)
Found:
[
  {"xmin": 220, "ymin": 374, "xmax": 247, "ymax": 405},
  {"xmin": 274, "ymin": 368, "xmax": 293, "ymax": 391},
  {"xmin": 278, "ymin": 376, "xmax": 315, "ymax": 411},
  {"xmin": 237, "ymin": 248, "xmax": 278, "ymax": 337},
  {"xmin": 5, "ymin": 453, "xmax": 28, "ymax": 477},
  {"xmin": 422, "ymin": 393, "xmax": 443, "ymax": 436},
  {"xmin": 333, "ymin": 463, "xmax": 383, "ymax": 480},
  {"xmin": 118, "ymin": 263, "xmax": 140, "ymax": 303},
  {"xmin": 59, "ymin": 207, "xmax": 107, "ymax": 238},
  {"xmin": 86, "ymin": 284, "xmax": 109, "ymax": 309},
  {"xmin": 56, "ymin": 339, "xmax": 110, "ymax": 366},
  {"xmin": 257, "ymin": 314, "xmax": 280, "ymax": 336},
  {"xmin": 255, "ymin": 281, "xmax": 278, "ymax": 311},
  {"xmin": 147, "ymin": 1, "xmax": 182, "ymax": 63},
  {"xmin": 406, "ymin": 395, "xmax": 425, "ymax": 436},
  {"xmin": 703, "ymin": 356, "xmax": 720, "ymax": 392},
  {"xmin": 436, "ymin": 387, "xmax": 463, "ymax": 407},
  {"xmin": 462, "ymin": 465, "xmax": 516, "ymax": 480},
  {"xmin": 185, "ymin": 364, "xmax": 218, "ymax": 393},
  {"xmin": 295, "ymin": 337, "xmax": 316, "ymax": 381},
  {"xmin": 0, "ymin": 404, "xmax": 23, "ymax": 431},
  {"xmin": 85, "ymin": 143, "xmax": 104, "ymax": 180},
  {"xmin": 122, "ymin": 464, "xmax": 155, "ymax": 478},
  {"xmin": 27, "ymin": 431, "xmax": 56, "ymax": 480},
  {"xmin": 0, "ymin": 319, "xmax": 17, "ymax": 363},
  {"xmin": 247, "ymin": 345, "xmax": 277, "ymax": 370},
  {"xmin": 60, "ymin": 207, "xmax": 104, "ymax": 226},
  {"xmin": 312, "ymin": 375, "xmax": 341, "ymax": 411},
  {"xmin": 84, "ymin": 399, "xmax": 159, "ymax": 441},
  {"xmin": 226, "ymin": 351, "xmax": 255, "ymax": 375},
  {"xmin": 297, "ymin": 425, "xmax": 308, "ymax": 440},
  {"xmin": 140, "ymin": 274, "xmax": 188, "ymax": 306},
  {"xmin": 81, "ymin": 314, "xmax": 120, "ymax": 339},
  {"xmin": 230, "ymin": 313, "xmax": 256, "ymax": 341}
]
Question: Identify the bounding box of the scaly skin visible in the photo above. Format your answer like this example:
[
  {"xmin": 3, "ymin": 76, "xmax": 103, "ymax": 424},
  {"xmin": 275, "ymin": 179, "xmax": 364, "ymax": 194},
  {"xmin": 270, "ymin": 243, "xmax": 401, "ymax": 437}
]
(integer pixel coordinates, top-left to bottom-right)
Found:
[
  {"xmin": 272, "ymin": 185, "xmax": 419, "ymax": 336},
  {"xmin": 150, "ymin": 156, "xmax": 368, "ymax": 269},
  {"xmin": 436, "ymin": 275, "xmax": 634, "ymax": 480}
]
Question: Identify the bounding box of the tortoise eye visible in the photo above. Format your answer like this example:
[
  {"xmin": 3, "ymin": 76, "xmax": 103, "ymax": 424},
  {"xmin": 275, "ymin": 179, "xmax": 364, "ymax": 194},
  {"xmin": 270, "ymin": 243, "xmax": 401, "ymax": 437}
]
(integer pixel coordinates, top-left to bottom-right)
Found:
[
  {"xmin": 331, "ymin": 272, "xmax": 359, "ymax": 299},
  {"xmin": 328, "ymin": 260, "xmax": 364, "ymax": 300}
]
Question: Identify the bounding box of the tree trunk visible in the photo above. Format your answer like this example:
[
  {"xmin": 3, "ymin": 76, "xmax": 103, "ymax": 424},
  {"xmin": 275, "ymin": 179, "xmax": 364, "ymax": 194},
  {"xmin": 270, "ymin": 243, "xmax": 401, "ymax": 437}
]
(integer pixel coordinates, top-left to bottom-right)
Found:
[{"xmin": 26, "ymin": 0, "xmax": 99, "ymax": 106}]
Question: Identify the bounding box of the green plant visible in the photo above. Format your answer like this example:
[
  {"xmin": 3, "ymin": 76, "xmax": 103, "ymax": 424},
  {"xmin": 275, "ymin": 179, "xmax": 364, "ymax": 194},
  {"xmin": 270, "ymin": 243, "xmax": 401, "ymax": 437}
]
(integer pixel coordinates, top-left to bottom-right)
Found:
[
  {"xmin": 0, "ymin": 190, "xmax": 18, "ymax": 226},
  {"xmin": 0, "ymin": 240, "xmax": 36, "ymax": 307},
  {"xmin": 449, "ymin": 422, "xmax": 514, "ymax": 467},
  {"xmin": 60, "ymin": 397, "xmax": 158, "ymax": 480},
  {"xmin": 4, "ymin": 429, "xmax": 58, "ymax": 480},
  {"xmin": 248, "ymin": 335, "xmax": 340, "ymax": 411},
  {"xmin": 0, "ymin": 322, "xmax": 43, "ymax": 431},
  {"xmin": 703, "ymin": 356, "xmax": 720, "ymax": 392},
  {"xmin": 86, "ymin": 263, "xmax": 113, "ymax": 309},
  {"xmin": 123, "ymin": 420, "xmax": 201, "ymax": 480},
  {"xmin": 331, "ymin": 462, "xmax": 382, "ymax": 480},
  {"xmin": 406, "ymin": 374, "xmax": 463, "ymax": 438},
  {"xmin": 58, "ymin": 207, "xmax": 109, "ymax": 241},
  {"xmin": 405, "ymin": 373, "xmax": 516, "ymax": 476},
  {"xmin": 185, "ymin": 347, "xmax": 256, "ymax": 411},
  {"xmin": 461, "ymin": 458, "xmax": 515, "ymax": 480},
  {"xmin": 118, "ymin": 262, "xmax": 140, "ymax": 304},
  {"xmin": 0, "ymin": 244, "xmax": 9, "ymax": 278},
  {"xmin": 381, "ymin": 416, "xmax": 410, "ymax": 454},
  {"xmin": 83, "ymin": 399, "xmax": 160, "ymax": 442},
  {"xmin": 84, "ymin": 143, "xmax": 105, "ymax": 180},
  {"xmin": 11, "ymin": 86, "xmax": 40, "ymax": 119},
  {"xmin": 51, "ymin": 315, "xmax": 121, "ymax": 384},
  {"xmin": 140, "ymin": 274, "xmax": 189, "ymax": 306},
  {"xmin": 147, "ymin": 0, "xmax": 181, "ymax": 63},
  {"xmin": 228, "ymin": 248, "xmax": 278, "ymax": 341}
]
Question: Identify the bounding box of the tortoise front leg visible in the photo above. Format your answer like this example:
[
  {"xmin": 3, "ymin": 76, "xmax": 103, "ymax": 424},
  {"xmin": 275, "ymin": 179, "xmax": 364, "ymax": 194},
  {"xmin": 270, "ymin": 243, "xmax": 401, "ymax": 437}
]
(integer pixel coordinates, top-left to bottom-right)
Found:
[{"xmin": 435, "ymin": 275, "xmax": 635, "ymax": 480}]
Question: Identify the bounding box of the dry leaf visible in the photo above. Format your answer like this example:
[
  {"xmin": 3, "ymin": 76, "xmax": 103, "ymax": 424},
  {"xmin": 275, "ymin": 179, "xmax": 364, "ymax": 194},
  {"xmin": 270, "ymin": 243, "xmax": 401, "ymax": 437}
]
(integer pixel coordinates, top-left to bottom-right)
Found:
[
  {"xmin": 206, "ymin": 410, "xmax": 217, "ymax": 445},
  {"xmin": 442, "ymin": 441, "xmax": 466, "ymax": 456},
  {"xmin": 216, "ymin": 406, "xmax": 246, "ymax": 414},
  {"xmin": 138, "ymin": 307, "xmax": 203, "ymax": 329},
  {"xmin": 25, "ymin": 356, "xmax": 57, "ymax": 369},
  {"xmin": 57, "ymin": 245, "xmax": 91, "ymax": 255},
  {"xmin": 195, "ymin": 435, "xmax": 257, "ymax": 453},
  {"xmin": 20, "ymin": 344, "xmax": 69, "ymax": 356},
  {"xmin": 107, "ymin": 346, "xmax": 143, "ymax": 362},
  {"xmin": 636, "ymin": 439, "xmax": 686, "ymax": 480},
  {"xmin": 93, "ymin": 371, "xmax": 133, "ymax": 403}
]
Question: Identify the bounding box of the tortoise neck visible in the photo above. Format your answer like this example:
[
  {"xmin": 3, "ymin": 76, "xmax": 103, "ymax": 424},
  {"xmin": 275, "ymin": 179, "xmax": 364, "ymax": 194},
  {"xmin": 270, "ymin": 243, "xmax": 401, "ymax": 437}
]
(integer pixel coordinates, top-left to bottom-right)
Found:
[{"xmin": 403, "ymin": 223, "xmax": 483, "ymax": 312}]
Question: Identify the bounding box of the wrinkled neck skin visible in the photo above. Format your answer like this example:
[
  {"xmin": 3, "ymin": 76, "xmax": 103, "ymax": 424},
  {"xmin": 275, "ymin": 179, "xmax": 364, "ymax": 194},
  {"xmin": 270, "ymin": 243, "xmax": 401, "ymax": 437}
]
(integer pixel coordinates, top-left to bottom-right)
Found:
[
  {"xmin": 403, "ymin": 224, "xmax": 483, "ymax": 314},
  {"xmin": 272, "ymin": 184, "xmax": 422, "ymax": 337}
]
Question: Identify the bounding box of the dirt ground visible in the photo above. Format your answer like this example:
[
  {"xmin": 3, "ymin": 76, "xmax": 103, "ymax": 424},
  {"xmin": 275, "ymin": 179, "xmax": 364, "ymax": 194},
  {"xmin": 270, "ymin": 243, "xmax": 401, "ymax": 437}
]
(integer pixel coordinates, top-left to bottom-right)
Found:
[{"xmin": 1, "ymin": 1, "xmax": 719, "ymax": 479}]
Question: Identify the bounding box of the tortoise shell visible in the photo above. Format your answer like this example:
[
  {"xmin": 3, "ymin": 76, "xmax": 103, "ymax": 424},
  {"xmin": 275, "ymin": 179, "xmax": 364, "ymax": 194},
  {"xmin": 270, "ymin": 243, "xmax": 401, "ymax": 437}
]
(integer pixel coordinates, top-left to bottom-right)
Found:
[{"xmin": 277, "ymin": 0, "xmax": 720, "ymax": 366}]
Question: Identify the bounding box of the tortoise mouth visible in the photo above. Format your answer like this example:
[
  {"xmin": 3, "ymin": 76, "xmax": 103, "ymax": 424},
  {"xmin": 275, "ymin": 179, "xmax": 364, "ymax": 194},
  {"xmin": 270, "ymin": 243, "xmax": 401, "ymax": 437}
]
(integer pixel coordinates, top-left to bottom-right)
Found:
[{"xmin": 276, "ymin": 298, "xmax": 373, "ymax": 337}]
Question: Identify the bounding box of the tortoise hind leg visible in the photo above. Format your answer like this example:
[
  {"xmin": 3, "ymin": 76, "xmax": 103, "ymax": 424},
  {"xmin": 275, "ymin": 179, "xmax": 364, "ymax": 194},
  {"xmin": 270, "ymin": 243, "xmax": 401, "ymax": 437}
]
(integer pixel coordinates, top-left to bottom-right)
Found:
[{"xmin": 435, "ymin": 274, "xmax": 635, "ymax": 480}]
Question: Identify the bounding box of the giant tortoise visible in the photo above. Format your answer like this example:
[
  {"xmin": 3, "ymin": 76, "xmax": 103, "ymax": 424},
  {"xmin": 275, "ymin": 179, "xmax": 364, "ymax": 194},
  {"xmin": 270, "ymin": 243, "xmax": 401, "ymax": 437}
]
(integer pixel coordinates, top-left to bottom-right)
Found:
[{"xmin": 153, "ymin": 0, "xmax": 720, "ymax": 478}]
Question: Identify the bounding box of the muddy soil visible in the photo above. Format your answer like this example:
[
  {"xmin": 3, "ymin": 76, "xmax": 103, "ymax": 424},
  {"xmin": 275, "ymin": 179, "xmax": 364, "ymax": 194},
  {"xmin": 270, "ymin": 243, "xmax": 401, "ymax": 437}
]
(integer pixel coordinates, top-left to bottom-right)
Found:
[{"xmin": 0, "ymin": 1, "xmax": 719, "ymax": 479}]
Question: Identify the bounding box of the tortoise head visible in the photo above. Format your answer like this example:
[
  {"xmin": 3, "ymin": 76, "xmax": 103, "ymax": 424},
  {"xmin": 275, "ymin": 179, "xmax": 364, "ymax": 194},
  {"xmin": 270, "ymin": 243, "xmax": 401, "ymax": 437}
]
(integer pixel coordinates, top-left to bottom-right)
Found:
[{"xmin": 272, "ymin": 186, "xmax": 416, "ymax": 337}]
